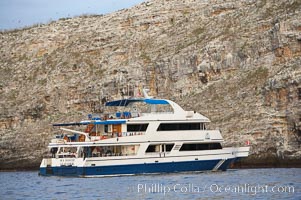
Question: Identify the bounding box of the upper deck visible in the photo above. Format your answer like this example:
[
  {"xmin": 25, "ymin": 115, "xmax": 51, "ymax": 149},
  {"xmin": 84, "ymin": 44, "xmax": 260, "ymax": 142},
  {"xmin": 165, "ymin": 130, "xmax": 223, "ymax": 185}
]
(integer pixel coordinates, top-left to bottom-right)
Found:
[
  {"xmin": 51, "ymin": 95, "xmax": 211, "ymax": 145},
  {"xmin": 104, "ymin": 97, "xmax": 210, "ymax": 122}
]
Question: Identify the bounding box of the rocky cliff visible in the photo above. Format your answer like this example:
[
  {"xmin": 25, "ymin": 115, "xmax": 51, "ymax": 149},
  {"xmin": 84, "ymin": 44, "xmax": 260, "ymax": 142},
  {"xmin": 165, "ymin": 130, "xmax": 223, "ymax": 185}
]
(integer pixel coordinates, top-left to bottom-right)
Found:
[{"xmin": 1, "ymin": 0, "xmax": 301, "ymax": 170}]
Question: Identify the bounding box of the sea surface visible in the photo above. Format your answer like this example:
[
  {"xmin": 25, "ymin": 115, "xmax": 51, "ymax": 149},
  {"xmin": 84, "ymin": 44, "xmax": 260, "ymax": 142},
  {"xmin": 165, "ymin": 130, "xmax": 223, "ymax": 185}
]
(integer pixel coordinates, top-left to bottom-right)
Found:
[{"xmin": 0, "ymin": 168, "xmax": 300, "ymax": 200}]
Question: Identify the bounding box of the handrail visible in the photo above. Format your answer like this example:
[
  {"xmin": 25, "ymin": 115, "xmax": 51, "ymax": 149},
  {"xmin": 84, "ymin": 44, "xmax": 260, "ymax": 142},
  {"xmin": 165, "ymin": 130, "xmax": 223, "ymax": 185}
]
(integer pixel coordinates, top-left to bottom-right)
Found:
[{"xmin": 60, "ymin": 128, "xmax": 91, "ymax": 142}]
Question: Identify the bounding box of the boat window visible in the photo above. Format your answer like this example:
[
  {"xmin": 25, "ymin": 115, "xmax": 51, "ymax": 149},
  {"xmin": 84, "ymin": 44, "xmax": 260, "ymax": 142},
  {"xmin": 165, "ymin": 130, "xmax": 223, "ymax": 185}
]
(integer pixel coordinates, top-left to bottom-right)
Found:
[
  {"xmin": 201, "ymin": 123, "xmax": 206, "ymax": 130},
  {"xmin": 57, "ymin": 147, "xmax": 77, "ymax": 158},
  {"xmin": 104, "ymin": 125, "xmax": 108, "ymax": 132},
  {"xmin": 146, "ymin": 144, "xmax": 175, "ymax": 152},
  {"xmin": 157, "ymin": 123, "xmax": 200, "ymax": 131},
  {"xmin": 80, "ymin": 145, "xmax": 139, "ymax": 157},
  {"xmin": 165, "ymin": 144, "xmax": 175, "ymax": 152},
  {"xmin": 146, "ymin": 144, "xmax": 160, "ymax": 153},
  {"xmin": 179, "ymin": 143, "xmax": 222, "ymax": 151},
  {"xmin": 127, "ymin": 124, "xmax": 149, "ymax": 132}
]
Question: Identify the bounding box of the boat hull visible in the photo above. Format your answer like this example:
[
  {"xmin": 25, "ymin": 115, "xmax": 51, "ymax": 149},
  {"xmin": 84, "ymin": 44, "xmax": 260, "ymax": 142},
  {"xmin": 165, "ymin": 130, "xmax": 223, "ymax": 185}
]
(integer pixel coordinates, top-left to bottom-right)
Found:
[{"xmin": 39, "ymin": 158, "xmax": 236, "ymax": 177}]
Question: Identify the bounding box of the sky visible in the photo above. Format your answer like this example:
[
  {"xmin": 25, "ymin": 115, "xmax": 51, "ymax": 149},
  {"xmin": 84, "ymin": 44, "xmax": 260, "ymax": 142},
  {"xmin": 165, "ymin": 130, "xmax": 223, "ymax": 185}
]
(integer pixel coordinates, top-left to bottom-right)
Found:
[{"xmin": 0, "ymin": 0, "xmax": 146, "ymax": 30}]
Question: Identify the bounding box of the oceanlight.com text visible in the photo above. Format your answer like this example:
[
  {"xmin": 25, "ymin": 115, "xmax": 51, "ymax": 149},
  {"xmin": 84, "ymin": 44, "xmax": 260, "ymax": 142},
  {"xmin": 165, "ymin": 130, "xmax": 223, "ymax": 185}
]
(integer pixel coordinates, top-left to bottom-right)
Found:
[{"xmin": 136, "ymin": 183, "xmax": 295, "ymax": 196}]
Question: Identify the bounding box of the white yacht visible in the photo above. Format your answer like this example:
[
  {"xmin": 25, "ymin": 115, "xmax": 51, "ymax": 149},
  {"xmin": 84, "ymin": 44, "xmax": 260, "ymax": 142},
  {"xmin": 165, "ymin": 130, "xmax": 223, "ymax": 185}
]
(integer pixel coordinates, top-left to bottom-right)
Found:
[{"xmin": 39, "ymin": 91, "xmax": 250, "ymax": 177}]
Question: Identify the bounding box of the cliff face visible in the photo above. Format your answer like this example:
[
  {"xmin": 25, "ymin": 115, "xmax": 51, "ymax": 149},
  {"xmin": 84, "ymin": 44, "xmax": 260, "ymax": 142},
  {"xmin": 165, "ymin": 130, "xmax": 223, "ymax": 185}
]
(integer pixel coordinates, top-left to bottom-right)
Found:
[{"xmin": 0, "ymin": 0, "xmax": 301, "ymax": 169}]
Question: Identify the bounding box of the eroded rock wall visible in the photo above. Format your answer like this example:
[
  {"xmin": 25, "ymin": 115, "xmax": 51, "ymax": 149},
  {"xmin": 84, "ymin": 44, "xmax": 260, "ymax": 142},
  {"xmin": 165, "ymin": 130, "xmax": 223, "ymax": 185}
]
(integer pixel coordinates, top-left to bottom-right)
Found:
[{"xmin": 0, "ymin": 0, "xmax": 300, "ymax": 169}]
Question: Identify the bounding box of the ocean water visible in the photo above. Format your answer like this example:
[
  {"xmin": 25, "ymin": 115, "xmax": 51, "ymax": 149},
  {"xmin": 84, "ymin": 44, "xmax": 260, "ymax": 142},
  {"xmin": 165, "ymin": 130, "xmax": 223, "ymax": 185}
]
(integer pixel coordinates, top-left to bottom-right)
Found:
[{"xmin": 0, "ymin": 168, "xmax": 300, "ymax": 200}]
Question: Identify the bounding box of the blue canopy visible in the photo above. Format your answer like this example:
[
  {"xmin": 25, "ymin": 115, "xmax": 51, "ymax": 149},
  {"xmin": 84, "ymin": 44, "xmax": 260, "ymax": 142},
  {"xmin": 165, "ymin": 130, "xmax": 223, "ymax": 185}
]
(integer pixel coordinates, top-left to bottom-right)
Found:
[
  {"xmin": 105, "ymin": 98, "xmax": 169, "ymax": 106},
  {"xmin": 93, "ymin": 120, "xmax": 126, "ymax": 125},
  {"xmin": 144, "ymin": 99, "xmax": 169, "ymax": 105}
]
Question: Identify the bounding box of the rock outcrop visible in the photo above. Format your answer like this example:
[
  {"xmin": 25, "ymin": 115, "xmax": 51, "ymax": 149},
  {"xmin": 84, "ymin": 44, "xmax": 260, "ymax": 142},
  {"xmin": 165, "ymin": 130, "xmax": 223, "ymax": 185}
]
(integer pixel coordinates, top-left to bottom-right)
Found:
[{"xmin": 0, "ymin": 0, "xmax": 301, "ymax": 170}]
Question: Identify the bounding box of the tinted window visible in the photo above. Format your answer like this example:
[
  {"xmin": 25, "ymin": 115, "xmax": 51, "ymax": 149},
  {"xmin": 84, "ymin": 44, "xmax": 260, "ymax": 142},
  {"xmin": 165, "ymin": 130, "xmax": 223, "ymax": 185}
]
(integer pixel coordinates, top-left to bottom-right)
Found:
[
  {"xmin": 127, "ymin": 124, "xmax": 148, "ymax": 132},
  {"xmin": 179, "ymin": 143, "xmax": 222, "ymax": 151},
  {"xmin": 157, "ymin": 123, "xmax": 200, "ymax": 131},
  {"xmin": 165, "ymin": 144, "xmax": 174, "ymax": 152},
  {"xmin": 146, "ymin": 145, "xmax": 158, "ymax": 153},
  {"xmin": 146, "ymin": 144, "xmax": 175, "ymax": 152}
]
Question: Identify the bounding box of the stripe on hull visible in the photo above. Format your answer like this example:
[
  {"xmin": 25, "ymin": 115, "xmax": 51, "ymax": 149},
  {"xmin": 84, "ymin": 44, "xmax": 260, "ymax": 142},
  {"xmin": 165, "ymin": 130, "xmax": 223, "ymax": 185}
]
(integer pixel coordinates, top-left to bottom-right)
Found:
[{"xmin": 39, "ymin": 159, "xmax": 234, "ymax": 177}]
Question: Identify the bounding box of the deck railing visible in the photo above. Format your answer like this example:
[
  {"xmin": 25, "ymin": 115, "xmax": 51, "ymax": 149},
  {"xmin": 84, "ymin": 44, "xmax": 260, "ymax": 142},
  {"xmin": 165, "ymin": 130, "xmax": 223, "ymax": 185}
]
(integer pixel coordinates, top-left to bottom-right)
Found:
[
  {"xmin": 90, "ymin": 131, "xmax": 146, "ymax": 141},
  {"xmin": 52, "ymin": 131, "xmax": 146, "ymax": 143}
]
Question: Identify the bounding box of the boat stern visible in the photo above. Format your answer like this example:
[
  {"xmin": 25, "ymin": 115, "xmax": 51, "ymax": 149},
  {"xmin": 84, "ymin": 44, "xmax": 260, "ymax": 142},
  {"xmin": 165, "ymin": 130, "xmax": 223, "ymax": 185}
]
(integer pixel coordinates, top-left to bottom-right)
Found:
[{"xmin": 39, "ymin": 158, "xmax": 52, "ymax": 176}]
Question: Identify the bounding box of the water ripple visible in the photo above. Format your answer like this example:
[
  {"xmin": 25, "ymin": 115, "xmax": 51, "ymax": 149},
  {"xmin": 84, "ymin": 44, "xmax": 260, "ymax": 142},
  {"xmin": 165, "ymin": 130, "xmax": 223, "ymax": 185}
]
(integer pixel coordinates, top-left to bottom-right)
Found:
[{"xmin": 0, "ymin": 169, "xmax": 300, "ymax": 200}]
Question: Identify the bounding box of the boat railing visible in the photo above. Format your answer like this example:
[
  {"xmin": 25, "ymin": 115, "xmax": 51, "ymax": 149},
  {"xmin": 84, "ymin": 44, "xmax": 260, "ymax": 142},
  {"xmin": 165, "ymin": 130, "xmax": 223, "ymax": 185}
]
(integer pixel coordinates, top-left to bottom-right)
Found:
[
  {"xmin": 90, "ymin": 131, "xmax": 146, "ymax": 141},
  {"xmin": 51, "ymin": 138, "xmax": 65, "ymax": 143},
  {"xmin": 101, "ymin": 112, "xmax": 139, "ymax": 120},
  {"xmin": 141, "ymin": 112, "xmax": 173, "ymax": 116},
  {"xmin": 119, "ymin": 131, "xmax": 145, "ymax": 137},
  {"xmin": 43, "ymin": 155, "xmax": 54, "ymax": 159},
  {"xmin": 103, "ymin": 110, "xmax": 174, "ymax": 120},
  {"xmin": 91, "ymin": 152, "xmax": 136, "ymax": 157},
  {"xmin": 57, "ymin": 152, "xmax": 77, "ymax": 158},
  {"xmin": 51, "ymin": 130, "xmax": 146, "ymax": 144},
  {"xmin": 145, "ymin": 152, "xmax": 171, "ymax": 156}
]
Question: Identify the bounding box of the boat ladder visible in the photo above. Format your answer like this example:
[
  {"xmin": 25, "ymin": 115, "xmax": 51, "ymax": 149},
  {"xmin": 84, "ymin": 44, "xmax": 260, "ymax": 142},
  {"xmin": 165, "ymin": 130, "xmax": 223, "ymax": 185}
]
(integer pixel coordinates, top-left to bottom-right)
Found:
[{"xmin": 212, "ymin": 159, "xmax": 226, "ymax": 172}]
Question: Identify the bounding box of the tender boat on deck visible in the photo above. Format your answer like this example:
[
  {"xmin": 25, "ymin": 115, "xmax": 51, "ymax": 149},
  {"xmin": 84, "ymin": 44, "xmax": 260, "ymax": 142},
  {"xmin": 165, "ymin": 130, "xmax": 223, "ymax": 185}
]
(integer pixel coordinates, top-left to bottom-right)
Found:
[{"xmin": 39, "ymin": 90, "xmax": 250, "ymax": 177}]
